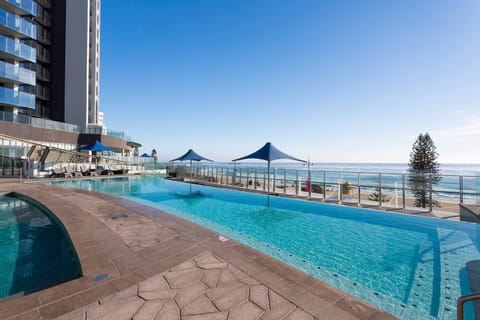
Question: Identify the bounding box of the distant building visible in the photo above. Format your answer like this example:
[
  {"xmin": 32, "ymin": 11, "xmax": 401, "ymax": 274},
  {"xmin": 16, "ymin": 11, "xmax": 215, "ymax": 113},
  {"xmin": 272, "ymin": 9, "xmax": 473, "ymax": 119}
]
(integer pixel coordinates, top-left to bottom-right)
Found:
[{"xmin": 0, "ymin": 0, "xmax": 137, "ymax": 175}]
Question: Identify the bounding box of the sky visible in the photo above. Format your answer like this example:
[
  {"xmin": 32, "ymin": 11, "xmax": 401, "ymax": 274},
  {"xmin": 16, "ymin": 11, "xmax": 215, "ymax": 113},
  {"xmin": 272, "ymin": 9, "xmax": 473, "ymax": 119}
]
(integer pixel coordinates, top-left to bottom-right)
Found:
[{"xmin": 99, "ymin": 0, "xmax": 480, "ymax": 164}]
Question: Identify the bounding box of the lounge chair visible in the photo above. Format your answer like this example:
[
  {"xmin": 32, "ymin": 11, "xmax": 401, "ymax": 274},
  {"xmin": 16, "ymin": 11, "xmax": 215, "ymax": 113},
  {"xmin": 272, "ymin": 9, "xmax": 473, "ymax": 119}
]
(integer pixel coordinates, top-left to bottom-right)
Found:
[
  {"xmin": 65, "ymin": 166, "xmax": 82, "ymax": 178},
  {"xmin": 64, "ymin": 166, "xmax": 74, "ymax": 178},
  {"xmin": 80, "ymin": 165, "xmax": 97, "ymax": 176},
  {"xmin": 50, "ymin": 167, "xmax": 65, "ymax": 178},
  {"xmin": 97, "ymin": 165, "xmax": 113, "ymax": 175},
  {"xmin": 108, "ymin": 164, "xmax": 127, "ymax": 175}
]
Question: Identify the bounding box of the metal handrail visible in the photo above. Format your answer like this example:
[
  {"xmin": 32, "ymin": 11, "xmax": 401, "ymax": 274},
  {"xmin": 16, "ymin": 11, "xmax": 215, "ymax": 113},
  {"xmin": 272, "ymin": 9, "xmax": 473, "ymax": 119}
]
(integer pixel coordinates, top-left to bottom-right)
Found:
[{"xmin": 457, "ymin": 293, "xmax": 480, "ymax": 320}]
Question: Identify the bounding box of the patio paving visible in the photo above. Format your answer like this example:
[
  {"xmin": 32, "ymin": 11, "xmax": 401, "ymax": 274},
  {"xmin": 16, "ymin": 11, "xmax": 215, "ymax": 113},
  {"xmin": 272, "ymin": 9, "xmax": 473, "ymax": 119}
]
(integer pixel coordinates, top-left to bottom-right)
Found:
[{"xmin": 0, "ymin": 180, "xmax": 397, "ymax": 320}]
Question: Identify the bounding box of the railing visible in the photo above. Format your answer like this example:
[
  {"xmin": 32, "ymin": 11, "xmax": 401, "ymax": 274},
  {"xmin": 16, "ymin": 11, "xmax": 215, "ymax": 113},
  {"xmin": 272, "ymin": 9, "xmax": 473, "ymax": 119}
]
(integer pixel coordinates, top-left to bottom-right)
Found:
[
  {"xmin": 86, "ymin": 126, "xmax": 132, "ymax": 141},
  {"xmin": 457, "ymin": 293, "xmax": 480, "ymax": 320},
  {"xmin": 5, "ymin": 0, "xmax": 37, "ymax": 16},
  {"xmin": 0, "ymin": 34, "xmax": 36, "ymax": 62},
  {"xmin": 0, "ymin": 110, "xmax": 82, "ymax": 133},
  {"xmin": 0, "ymin": 87, "xmax": 35, "ymax": 108},
  {"xmin": 167, "ymin": 164, "xmax": 480, "ymax": 213},
  {"xmin": 0, "ymin": 60, "xmax": 36, "ymax": 85},
  {"xmin": 0, "ymin": 7, "xmax": 37, "ymax": 39}
]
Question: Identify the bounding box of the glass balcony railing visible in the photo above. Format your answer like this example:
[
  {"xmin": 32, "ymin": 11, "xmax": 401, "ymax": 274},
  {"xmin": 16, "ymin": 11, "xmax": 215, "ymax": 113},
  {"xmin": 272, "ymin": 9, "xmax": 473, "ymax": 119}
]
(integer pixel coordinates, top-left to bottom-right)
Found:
[
  {"xmin": 0, "ymin": 60, "xmax": 35, "ymax": 85},
  {"xmin": 86, "ymin": 126, "xmax": 132, "ymax": 141},
  {"xmin": 0, "ymin": 34, "xmax": 36, "ymax": 62},
  {"xmin": 4, "ymin": 0, "xmax": 37, "ymax": 16},
  {"xmin": 0, "ymin": 87, "xmax": 35, "ymax": 109},
  {"xmin": 0, "ymin": 8, "xmax": 37, "ymax": 39}
]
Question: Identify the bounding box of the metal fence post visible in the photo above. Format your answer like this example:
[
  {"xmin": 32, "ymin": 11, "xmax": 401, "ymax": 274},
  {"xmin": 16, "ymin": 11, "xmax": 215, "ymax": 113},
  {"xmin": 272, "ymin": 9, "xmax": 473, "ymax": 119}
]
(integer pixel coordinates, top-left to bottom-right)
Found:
[
  {"xmin": 273, "ymin": 168, "xmax": 276, "ymax": 193},
  {"xmin": 339, "ymin": 179, "xmax": 343, "ymax": 204},
  {"xmin": 308, "ymin": 169, "xmax": 312, "ymax": 199},
  {"xmin": 263, "ymin": 169, "xmax": 266, "ymax": 191},
  {"xmin": 254, "ymin": 168, "xmax": 257, "ymax": 190},
  {"xmin": 402, "ymin": 173, "xmax": 406, "ymax": 209},
  {"xmin": 295, "ymin": 170, "xmax": 299, "ymax": 196},
  {"xmin": 357, "ymin": 172, "xmax": 361, "ymax": 206},
  {"xmin": 284, "ymin": 170, "xmax": 287, "ymax": 194},
  {"xmin": 460, "ymin": 175, "xmax": 464, "ymax": 204},
  {"xmin": 379, "ymin": 173, "xmax": 382, "ymax": 208},
  {"xmin": 429, "ymin": 173, "xmax": 433, "ymax": 212},
  {"xmin": 322, "ymin": 170, "xmax": 326, "ymax": 201}
]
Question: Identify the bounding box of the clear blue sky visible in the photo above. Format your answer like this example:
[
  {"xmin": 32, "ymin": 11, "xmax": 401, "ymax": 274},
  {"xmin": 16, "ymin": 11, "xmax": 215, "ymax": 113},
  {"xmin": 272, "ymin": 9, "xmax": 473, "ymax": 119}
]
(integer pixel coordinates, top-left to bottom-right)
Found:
[{"xmin": 100, "ymin": 0, "xmax": 480, "ymax": 163}]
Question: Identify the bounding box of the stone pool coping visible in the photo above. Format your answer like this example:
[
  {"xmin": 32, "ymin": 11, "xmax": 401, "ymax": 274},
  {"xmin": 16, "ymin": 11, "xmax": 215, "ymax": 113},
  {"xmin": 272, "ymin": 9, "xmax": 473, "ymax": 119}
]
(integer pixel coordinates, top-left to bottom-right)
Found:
[{"xmin": 0, "ymin": 181, "xmax": 396, "ymax": 320}]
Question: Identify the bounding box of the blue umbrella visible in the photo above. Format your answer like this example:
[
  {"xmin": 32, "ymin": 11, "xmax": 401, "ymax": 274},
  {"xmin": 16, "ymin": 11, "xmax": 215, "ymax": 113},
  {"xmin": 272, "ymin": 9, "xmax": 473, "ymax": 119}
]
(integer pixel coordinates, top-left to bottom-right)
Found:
[
  {"xmin": 233, "ymin": 142, "xmax": 306, "ymax": 206},
  {"xmin": 78, "ymin": 140, "xmax": 112, "ymax": 152},
  {"xmin": 170, "ymin": 149, "xmax": 213, "ymax": 192},
  {"xmin": 140, "ymin": 153, "xmax": 151, "ymax": 157},
  {"xmin": 78, "ymin": 140, "xmax": 112, "ymax": 167}
]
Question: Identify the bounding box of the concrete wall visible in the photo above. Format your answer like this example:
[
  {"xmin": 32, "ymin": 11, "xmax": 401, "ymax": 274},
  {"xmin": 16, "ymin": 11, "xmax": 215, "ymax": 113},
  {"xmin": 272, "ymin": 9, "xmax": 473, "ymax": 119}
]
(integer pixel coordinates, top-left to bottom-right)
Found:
[
  {"xmin": 0, "ymin": 122, "xmax": 131, "ymax": 152},
  {"xmin": 64, "ymin": 0, "xmax": 89, "ymax": 131},
  {"xmin": 460, "ymin": 204, "xmax": 480, "ymax": 223}
]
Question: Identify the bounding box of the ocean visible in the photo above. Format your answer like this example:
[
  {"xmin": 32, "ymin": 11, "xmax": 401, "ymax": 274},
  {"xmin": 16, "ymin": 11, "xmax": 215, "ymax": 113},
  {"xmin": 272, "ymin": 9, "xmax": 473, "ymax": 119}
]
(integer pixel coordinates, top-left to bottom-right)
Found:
[{"xmin": 195, "ymin": 162, "xmax": 480, "ymax": 203}]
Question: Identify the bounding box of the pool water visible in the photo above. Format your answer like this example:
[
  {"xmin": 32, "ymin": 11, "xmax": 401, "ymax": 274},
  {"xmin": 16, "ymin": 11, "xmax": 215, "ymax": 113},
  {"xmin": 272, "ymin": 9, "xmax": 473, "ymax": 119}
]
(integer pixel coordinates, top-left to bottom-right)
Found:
[
  {"xmin": 0, "ymin": 194, "xmax": 81, "ymax": 299},
  {"xmin": 50, "ymin": 176, "xmax": 480, "ymax": 319}
]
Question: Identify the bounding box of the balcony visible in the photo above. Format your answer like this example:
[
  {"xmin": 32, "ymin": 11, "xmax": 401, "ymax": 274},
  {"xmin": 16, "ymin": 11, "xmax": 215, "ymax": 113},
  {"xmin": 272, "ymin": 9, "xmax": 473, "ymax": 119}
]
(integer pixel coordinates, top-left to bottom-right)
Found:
[
  {"xmin": 36, "ymin": 43, "xmax": 50, "ymax": 63},
  {"xmin": 35, "ymin": 0, "xmax": 51, "ymax": 10},
  {"xmin": 0, "ymin": 34, "xmax": 35, "ymax": 62},
  {"xmin": 35, "ymin": 84, "xmax": 50, "ymax": 100},
  {"xmin": 36, "ymin": 24, "xmax": 50, "ymax": 45},
  {"xmin": 0, "ymin": 60, "xmax": 35, "ymax": 85},
  {"xmin": 0, "ymin": 86, "xmax": 35, "ymax": 109},
  {"xmin": 1, "ymin": 0, "xmax": 37, "ymax": 17},
  {"xmin": 35, "ymin": 64, "xmax": 49, "ymax": 81},
  {"xmin": 0, "ymin": 8, "xmax": 36, "ymax": 39},
  {"xmin": 35, "ymin": 5, "xmax": 50, "ymax": 27}
]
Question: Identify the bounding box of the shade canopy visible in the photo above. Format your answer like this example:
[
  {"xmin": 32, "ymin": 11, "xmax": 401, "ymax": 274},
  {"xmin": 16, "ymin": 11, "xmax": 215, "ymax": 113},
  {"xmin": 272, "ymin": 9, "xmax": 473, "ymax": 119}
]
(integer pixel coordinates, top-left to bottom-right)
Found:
[
  {"xmin": 140, "ymin": 153, "xmax": 151, "ymax": 158},
  {"xmin": 233, "ymin": 142, "xmax": 306, "ymax": 163},
  {"xmin": 78, "ymin": 140, "xmax": 112, "ymax": 152},
  {"xmin": 170, "ymin": 149, "xmax": 213, "ymax": 162}
]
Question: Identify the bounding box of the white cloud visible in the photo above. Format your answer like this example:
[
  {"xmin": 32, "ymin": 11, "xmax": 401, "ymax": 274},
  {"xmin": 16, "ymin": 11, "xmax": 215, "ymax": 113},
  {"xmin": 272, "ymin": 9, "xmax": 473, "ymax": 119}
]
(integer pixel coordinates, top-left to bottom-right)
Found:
[{"xmin": 432, "ymin": 111, "xmax": 480, "ymax": 141}]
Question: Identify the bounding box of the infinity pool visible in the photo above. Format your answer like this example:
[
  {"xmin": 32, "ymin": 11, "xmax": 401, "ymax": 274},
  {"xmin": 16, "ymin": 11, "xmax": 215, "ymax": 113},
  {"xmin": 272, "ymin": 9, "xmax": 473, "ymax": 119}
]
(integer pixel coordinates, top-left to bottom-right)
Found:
[
  {"xmin": 50, "ymin": 175, "xmax": 480, "ymax": 319},
  {"xmin": 0, "ymin": 193, "xmax": 81, "ymax": 299}
]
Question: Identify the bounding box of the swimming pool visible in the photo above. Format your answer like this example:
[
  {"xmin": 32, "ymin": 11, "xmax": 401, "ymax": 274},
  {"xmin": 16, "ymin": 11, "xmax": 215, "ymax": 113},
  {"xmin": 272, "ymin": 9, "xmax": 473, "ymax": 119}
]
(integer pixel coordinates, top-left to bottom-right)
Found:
[
  {"xmin": 50, "ymin": 175, "xmax": 480, "ymax": 319},
  {"xmin": 0, "ymin": 193, "xmax": 81, "ymax": 299}
]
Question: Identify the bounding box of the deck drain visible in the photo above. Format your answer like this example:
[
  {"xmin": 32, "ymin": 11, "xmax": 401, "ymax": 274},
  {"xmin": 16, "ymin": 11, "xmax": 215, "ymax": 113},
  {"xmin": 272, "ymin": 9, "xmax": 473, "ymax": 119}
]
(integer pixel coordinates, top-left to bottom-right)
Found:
[
  {"xmin": 374, "ymin": 292, "xmax": 379, "ymax": 296},
  {"xmin": 111, "ymin": 214, "xmax": 128, "ymax": 220},
  {"xmin": 94, "ymin": 274, "xmax": 109, "ymax": 282}
]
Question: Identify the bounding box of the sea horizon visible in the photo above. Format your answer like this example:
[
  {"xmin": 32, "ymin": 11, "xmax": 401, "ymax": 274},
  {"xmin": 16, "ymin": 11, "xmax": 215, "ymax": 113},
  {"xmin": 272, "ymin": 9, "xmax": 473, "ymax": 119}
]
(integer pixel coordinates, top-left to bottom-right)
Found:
[{"xmin": 195, "ymin": 161, "xmax": 480, "ymax": 175}]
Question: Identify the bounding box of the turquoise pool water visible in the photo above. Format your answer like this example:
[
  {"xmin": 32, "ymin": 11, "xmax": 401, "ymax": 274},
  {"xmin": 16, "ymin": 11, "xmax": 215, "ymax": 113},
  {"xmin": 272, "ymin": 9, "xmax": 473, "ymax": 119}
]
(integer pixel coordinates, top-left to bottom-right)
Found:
[
  {"xmin": 0, "ymin": 194, "xmax": 81, "ymax": 299},
  {"xmin": 50, "ymin": 176, "xmax": 480, "ymax": 319}
]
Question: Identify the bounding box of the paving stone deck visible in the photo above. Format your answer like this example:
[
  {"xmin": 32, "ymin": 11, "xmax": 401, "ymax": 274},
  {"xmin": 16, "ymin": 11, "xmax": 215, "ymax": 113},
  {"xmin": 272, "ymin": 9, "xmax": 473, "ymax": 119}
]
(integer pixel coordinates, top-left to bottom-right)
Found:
[{"xmin": 0, "ymin": 180, "xmax": 397, "ymax": 320}]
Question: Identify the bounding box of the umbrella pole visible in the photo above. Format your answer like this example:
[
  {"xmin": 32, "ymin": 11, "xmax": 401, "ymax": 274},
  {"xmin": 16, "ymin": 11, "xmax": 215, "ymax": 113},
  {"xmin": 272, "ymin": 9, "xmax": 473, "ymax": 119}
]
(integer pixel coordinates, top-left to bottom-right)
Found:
[
  {"xmin": 189, "ymin": 160, "xmax": 192, "ymax": 193},
  {"xmin": 267, "ymin": 161, "xmax": 270, "ymax": 207}
]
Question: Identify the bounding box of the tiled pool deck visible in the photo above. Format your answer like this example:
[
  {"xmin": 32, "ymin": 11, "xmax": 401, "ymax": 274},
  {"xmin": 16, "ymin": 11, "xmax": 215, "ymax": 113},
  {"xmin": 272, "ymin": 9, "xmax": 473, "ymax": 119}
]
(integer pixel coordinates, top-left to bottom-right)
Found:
[{"xmin": 0, "ymin": 180, "xmax": 397, "ymax": 320}]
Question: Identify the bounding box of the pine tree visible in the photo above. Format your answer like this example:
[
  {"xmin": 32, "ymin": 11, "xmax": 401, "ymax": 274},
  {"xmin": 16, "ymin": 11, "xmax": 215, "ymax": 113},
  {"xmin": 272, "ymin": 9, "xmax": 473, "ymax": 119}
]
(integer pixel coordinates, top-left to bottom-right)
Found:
[
  {"xmin": 151, "ymin": 149, "xmax": 158, "ymax": 164},
  {"xmin": 408, "ymin": 133, "xmax": 441, "ymax": 208},
  {"xmin": 368, "ymin": 188, "xmax": 388, "ymax": 203}
]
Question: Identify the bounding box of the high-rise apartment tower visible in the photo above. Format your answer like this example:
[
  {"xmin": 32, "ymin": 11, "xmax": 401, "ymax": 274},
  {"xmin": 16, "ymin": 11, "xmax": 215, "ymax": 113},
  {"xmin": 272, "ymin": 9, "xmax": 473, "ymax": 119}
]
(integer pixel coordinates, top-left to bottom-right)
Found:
[{"xmin": 0, "ymin": 0, "xmax": 101, "ymax": 131}]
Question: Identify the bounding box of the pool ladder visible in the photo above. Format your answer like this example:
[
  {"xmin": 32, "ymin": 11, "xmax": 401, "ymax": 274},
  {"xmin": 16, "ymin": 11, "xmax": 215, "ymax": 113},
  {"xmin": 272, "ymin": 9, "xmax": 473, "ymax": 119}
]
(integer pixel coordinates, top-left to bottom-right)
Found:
[{"xmin": 457, "ymin": 293, "xmax": 480, "ymax": 320}]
